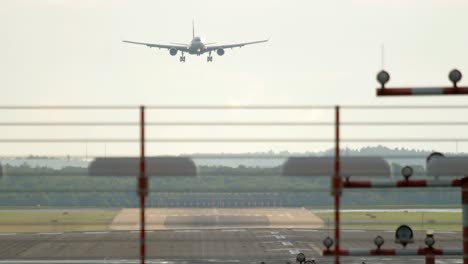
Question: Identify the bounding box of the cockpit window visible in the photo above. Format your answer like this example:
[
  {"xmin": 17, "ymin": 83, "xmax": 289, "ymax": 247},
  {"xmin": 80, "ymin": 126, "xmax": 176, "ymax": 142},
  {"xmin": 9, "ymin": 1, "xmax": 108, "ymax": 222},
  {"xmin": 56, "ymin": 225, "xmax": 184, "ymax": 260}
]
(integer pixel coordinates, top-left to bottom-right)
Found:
[{"xmin": 193, "ymin": 37, "xmax": 201, "ymax": 41}]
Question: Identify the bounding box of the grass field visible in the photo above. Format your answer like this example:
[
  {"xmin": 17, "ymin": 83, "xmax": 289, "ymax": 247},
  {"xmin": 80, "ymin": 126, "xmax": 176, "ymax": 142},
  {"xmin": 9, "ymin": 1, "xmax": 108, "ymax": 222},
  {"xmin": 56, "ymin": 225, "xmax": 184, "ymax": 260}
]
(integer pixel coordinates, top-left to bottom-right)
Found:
[
  {"xmin": 317, "ymin": 212, "xmax": 461, "ymax": 231},
  {"xmin": 0, "ymin": 210, "xmax": 118, "ymax": 232},
  {"xmin": 0, "ymin": 208, "xmax": 462, "ymax": 233}
]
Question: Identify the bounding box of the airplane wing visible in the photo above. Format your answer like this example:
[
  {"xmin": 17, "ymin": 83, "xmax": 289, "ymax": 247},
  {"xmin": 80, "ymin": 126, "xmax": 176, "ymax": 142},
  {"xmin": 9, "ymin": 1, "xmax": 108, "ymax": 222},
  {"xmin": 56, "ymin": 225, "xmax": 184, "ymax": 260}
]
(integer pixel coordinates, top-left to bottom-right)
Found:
[
  {"xmin": 205, "ymin": 39, "xmax": 269, "ymax": 52},
  {"xmin": 122, "ymin": 40, "xmax": 189, "ymax": 52}
]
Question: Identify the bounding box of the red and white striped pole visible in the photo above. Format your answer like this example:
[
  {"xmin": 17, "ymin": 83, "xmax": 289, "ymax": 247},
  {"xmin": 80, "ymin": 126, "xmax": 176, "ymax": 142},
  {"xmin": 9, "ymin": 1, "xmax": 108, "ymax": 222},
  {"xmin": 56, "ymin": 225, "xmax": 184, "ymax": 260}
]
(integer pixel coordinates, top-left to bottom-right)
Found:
[
  {"xmin": 333, "ymin": 106, "xmax": 341, "ymax": 264},
  {"xmin": 462, "ymin": 177, "xmax": 468, "ymax": 264},
  {"xmin": 139, "ymin": 106, "xmax": 148, "ymax": 264},
  {"xmin": 323, "ymin": 248, "xmax": 461, "ymax": 256},
  {"xmin": 377, "ymin": 87, "xmax": 468, "ymax": 96},
  {"xmin": 376, "ymin": 69, "xmax": 468, "ymax": 96},
  {"xmin": 343, "ymin": 179, "xmax": 462, "ymax": 188}
]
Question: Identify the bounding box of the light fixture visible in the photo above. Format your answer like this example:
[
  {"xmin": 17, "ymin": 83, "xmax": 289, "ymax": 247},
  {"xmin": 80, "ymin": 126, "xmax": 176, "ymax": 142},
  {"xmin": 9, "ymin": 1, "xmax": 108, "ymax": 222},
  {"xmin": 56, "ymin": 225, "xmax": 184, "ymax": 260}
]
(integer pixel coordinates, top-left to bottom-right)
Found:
[
  {"xmin": 377, "ymin": 70, "xmax": 390, "ymax": 88},
  {"xmin": 425, "ymin": 230, "xmax": 435, "ymax": 248},
  {"xmin": 323, "ymin": 236, "xmax": 334, "ymax": 250},
  {"xmin": 449, "ymin": 69, "xmax": 462, "ymax": 87},
  {"xmin": 374, "ymin": 235, "xmax": 384, "ymax": 249},
  {"xmin": 395, "ymin": 225, "xmax": 414, "ymax": 247},
  {"xmin": 401, "ymin": 166, "xmax": 413, "ymax": 180},
  {"xmin": 296, "ymin": 252, "xmax": 306, "ymax": 264}
]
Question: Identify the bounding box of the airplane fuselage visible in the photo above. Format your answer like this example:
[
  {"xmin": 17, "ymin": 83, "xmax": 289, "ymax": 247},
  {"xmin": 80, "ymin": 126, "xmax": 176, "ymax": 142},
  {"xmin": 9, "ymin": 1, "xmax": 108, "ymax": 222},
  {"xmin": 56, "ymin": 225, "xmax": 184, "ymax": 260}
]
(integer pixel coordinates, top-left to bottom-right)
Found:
[{"xmin": 188, "ymin": 37, "xmax": 206, "ymax": 55}]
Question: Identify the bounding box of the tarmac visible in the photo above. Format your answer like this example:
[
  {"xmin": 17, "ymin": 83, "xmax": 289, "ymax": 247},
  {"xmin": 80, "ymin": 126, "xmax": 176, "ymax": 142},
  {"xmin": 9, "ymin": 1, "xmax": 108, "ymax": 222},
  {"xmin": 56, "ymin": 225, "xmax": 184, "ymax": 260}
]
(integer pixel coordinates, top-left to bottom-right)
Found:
[{"xmin": 0, "ymin": 208, "xmax": 463, "ymax": 263}]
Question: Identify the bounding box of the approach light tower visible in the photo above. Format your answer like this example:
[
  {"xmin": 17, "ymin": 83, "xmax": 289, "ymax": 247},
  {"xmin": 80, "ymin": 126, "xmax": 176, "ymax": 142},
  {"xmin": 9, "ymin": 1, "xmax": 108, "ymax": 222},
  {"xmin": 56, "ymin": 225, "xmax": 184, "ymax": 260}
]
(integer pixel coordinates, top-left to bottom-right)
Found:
[{"xmin": 376, "ymin": 67, "xmax": 468, "ymax": 264}]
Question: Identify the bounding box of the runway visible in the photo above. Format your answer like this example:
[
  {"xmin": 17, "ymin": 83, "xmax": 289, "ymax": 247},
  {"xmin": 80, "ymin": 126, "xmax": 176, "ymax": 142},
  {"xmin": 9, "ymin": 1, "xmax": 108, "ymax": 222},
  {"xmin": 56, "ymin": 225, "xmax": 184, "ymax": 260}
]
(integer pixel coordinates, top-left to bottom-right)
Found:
[
  {"xmin": 0, "ymin": 208, "xmax": 463, "ymax": 263},
  {"xmin": 0, "ymin": 228, "xmax": 462, "ymax": 263}
]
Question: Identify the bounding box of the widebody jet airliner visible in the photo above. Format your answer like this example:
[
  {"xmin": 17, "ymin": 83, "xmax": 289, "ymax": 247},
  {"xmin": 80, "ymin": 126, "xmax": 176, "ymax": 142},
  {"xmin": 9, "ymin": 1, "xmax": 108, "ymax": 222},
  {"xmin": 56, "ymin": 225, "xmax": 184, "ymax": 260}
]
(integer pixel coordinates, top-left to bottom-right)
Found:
[{"xmin": 123, "ymin": 22, "xmax": 268, "ymax": 62}]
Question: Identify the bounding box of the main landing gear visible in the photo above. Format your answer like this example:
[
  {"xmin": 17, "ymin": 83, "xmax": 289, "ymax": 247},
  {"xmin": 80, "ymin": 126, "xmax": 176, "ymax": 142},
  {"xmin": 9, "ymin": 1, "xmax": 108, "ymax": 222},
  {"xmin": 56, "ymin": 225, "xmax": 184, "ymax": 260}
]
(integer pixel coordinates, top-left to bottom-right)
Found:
[
  {"xmin": 207, "ymin": 52, "xmax": 213, "ymax": 62},
  {"xmin": 180, "ymin": 52, "xmax": 186, "ymax": 62}
]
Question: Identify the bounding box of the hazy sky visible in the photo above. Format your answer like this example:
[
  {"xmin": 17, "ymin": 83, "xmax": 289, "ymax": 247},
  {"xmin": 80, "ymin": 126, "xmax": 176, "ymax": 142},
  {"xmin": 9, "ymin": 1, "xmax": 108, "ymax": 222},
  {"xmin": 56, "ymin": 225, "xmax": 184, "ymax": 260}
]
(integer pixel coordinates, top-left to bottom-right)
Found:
[{"xmin": 1, "ymin": 0, "xmax": 468, "ymax": 156}]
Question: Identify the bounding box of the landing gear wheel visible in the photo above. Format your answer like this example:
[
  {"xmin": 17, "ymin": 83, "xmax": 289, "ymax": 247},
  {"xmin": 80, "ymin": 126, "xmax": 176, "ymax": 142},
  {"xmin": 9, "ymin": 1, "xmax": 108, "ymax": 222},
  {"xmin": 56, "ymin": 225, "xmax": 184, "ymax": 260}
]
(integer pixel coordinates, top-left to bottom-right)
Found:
[
  {"xmin": 180, "ymin": 56, "xmax": 186, "ymax": 62},
  {"xmin": 207, "ymin": 56, "xmax": 213, "ymax": 62}
]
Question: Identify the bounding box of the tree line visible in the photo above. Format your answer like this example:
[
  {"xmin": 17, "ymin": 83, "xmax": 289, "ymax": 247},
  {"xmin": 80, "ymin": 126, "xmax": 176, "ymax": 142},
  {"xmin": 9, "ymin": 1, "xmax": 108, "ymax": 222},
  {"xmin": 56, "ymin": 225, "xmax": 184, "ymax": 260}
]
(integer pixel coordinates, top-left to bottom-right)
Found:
[{"xmin": 0, "ymin": 163, "xmax": 456, "ymax": 207}]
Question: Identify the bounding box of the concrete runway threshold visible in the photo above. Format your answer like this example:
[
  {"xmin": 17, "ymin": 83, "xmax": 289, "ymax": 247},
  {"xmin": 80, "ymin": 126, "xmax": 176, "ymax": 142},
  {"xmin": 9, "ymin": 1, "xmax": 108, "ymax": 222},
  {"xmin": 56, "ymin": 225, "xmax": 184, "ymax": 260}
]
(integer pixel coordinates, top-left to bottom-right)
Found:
[{"xmin": 111, "ymin": 208, "xmax": 324, "ymax": 230}]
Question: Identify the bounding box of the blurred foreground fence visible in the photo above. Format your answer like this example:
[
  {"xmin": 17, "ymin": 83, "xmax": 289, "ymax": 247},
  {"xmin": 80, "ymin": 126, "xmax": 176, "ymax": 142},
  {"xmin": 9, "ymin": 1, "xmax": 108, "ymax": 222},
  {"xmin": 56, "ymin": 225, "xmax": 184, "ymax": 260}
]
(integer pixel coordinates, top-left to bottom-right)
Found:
[{"xmin": 1, "ymin": 104, "xmax": 468, "ymax": 263}]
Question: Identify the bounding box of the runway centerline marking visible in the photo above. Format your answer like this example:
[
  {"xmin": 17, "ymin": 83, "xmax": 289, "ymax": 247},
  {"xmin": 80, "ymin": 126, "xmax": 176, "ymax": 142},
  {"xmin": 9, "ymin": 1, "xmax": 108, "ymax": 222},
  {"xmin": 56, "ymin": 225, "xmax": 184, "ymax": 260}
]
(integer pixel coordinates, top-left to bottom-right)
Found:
[
  {"xmin": 274, "ymin": 235, "xmax": 286, "ymax": 239},
  {"xmin": 36, "ymin": 232, "xmax": 63, "ymax": 235},
  {"xmin": 289, "ymin": 249, "xmax": 301, "ymax": 255}
]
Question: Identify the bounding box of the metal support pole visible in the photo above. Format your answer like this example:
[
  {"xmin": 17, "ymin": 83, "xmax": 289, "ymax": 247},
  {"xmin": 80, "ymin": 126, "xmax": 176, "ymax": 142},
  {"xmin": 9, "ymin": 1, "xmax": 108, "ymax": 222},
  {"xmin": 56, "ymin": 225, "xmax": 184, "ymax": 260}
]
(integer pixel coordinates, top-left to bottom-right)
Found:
[
  {"xmin": 139, "ymin": 106, "xmax": 147, "ymax": 264},
  {"xmin": 425, "ymin": 252, "xmax": 435, "ymax": 264},
  {"xmin": 462, "ymin": 177, "xmax": 468, "ymax": 264},
  {"xmin": 419, "ymin": 247, "xmax": 437, "ymax": 264},
  {"xmin": 377, "ymin": 87, "xmax": 468, "ymax": 96},
  {"xmin": 334, "ymin": 106, "xmax": 341, "ymax": 264}
]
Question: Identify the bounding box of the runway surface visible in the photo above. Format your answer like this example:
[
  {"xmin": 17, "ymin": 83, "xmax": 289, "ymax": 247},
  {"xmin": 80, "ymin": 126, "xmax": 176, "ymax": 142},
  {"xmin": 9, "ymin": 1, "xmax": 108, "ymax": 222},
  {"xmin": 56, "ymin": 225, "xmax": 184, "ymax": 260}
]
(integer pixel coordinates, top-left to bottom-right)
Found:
[
  {"xmin": 0, "ymin": 228, "xmax": 462, "ymax": 263},
  {"xmin": 0, "ymin": 208, "xmax": 463, "ymax": 263}
]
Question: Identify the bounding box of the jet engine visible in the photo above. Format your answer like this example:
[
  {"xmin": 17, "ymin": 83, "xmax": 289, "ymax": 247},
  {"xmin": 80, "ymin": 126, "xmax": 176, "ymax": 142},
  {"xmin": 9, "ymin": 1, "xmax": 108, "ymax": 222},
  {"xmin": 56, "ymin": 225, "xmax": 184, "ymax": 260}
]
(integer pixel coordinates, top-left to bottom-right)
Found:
[
  {"xmin": 217, "ymin": 49, "xmax": 225, "ymax": 56},
  {"xmin": 169, "ymin": 48, "xmax": 178, "ymax": 56}
]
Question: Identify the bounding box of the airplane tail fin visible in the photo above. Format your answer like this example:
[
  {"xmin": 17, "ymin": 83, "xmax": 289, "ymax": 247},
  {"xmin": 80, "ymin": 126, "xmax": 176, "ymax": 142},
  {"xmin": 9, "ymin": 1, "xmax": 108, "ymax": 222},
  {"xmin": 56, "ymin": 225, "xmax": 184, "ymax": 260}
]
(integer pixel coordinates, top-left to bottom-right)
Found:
[{"xmin": 192, "ymin": 19, "xmax": 195, "ymax": 38}]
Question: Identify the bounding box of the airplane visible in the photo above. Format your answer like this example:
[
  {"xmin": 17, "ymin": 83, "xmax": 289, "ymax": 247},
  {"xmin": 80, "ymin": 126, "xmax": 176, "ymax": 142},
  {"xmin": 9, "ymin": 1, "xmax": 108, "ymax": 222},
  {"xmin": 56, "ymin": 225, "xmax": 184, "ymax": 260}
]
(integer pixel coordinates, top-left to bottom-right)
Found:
[{"xmin": 122, "ymin": 21, "xmax": 269, "ymax": 62}]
